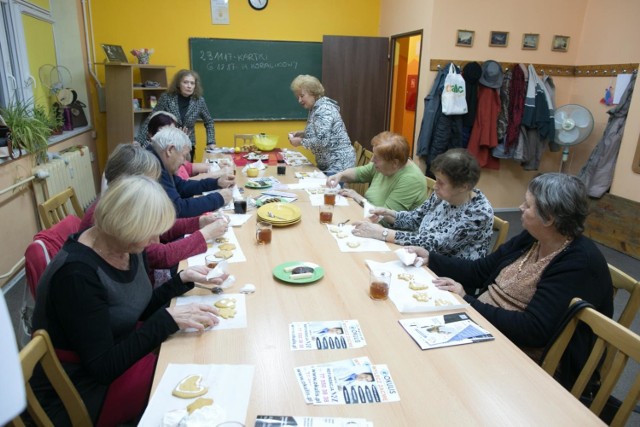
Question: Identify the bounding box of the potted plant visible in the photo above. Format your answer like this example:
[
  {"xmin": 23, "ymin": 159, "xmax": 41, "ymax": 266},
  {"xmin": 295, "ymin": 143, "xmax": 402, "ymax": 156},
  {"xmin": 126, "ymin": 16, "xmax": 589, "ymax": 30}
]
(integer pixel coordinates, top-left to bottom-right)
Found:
[
  {"xmin": 0, "ymin": 100, "xmax": 52, "ymax": 163},
  {"xmin": 33, "ymin": 104, "xmax": 64, "ymax": 135}
]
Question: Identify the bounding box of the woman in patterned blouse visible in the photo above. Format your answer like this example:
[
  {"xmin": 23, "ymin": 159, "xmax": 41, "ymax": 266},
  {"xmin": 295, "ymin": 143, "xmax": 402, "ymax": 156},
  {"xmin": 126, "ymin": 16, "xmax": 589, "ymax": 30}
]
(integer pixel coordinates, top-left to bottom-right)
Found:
[
  {"xmin": 288, "ymin": 75, "xmax": 356, "ymax": 175},
  {"xmin": 352, "ymin": 148, "xmax": 493, "ymax": 260}
]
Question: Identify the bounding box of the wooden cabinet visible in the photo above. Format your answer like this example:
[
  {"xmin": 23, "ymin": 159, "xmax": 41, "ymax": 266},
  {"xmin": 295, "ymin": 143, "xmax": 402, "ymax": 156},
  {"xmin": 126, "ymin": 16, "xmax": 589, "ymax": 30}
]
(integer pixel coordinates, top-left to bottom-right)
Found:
[{"xmin": 104, "ymin": 63, "xmax": 171, "ymax": 154}]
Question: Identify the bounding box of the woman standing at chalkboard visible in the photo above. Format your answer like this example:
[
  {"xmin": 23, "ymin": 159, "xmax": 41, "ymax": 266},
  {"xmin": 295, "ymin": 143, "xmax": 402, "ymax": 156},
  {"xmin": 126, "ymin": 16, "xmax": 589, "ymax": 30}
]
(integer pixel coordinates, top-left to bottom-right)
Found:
[
  {"xmin": 289, "ymin": 75, "xmax": 356, "ymax": 175},
  {"xmin": 137, "ymin": 69, "xmax": 215, "ymax": 160}
]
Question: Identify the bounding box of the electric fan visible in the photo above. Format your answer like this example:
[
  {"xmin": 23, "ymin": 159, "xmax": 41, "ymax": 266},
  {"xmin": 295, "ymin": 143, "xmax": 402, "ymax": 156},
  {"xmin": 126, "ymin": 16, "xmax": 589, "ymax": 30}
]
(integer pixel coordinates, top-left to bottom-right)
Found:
[{"xmin": 554, "ymin": 104, "xmax": 594, "ymax": 171}]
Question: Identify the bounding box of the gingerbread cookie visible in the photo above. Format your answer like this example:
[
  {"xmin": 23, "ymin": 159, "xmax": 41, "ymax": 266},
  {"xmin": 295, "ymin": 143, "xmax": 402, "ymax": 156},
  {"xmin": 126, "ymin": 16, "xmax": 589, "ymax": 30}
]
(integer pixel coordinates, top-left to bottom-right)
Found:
[
  {"xmin": 217, "ymin": 307, "xmax": 237, "ymax": 319},
  {"xmin": 346, "ymin": 241, "xmax": 360, "ymax": 248},
  {"xmin": 214, "ymin": 298, "xmax": 236, "ymax": 309},
  {"xmin": 408, "ymin": 281, "xmax": 428, "ymax": 290},
  {"xmin": 412, "ymin": 292, "xmax": 431, "ymax": 302},
  {"xmin": 214, "ymin": 250, "xmax": 233, "ymax": 259},
  {"xmin": 214, "ymin": 237, "xmax": 228, "ymax": 244},
  {"xmin": 218, "ymin": 243, "xmax": 236, "ymax": 251},
  {"xmin": 172, "ymin": 374, "xmax": 208, "ymax": 399},
  {"xmin": 187, "ymin": 397, "xmax": 214, "ymax": 414}
]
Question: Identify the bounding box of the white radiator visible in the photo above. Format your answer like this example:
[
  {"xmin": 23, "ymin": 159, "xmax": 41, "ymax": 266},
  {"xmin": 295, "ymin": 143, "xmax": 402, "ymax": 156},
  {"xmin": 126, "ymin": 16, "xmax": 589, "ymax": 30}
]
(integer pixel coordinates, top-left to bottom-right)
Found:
[{"xmin": 32, "ymin": 146, "xmax": 97, "ymax": 210}]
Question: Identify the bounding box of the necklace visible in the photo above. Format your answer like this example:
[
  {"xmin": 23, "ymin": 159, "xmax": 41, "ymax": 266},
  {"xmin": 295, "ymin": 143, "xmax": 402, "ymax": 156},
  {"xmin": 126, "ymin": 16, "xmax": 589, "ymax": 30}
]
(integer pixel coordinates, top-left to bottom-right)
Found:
[
  {"xmin": 91, "ymin": 234, "xmax": 130, "ymax": 270},
  {"xmin": 517, "ymin": 242, "xmax": 539, "ymax": 273}
]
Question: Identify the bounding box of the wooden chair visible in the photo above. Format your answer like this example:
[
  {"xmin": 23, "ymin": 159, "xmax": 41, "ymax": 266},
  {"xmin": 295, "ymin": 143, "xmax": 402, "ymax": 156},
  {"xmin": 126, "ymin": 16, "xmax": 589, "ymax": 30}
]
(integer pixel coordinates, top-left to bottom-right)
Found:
[
  {"xmin": 541, "ymin": 298, "xmax": 640, "ymax": 427},
  {"xmin": 38, "ymin": 187, "xmax": 84, "ymax": 229},
  {"xmin": 361, "ymin": 149, "xmax": 373, "ymax": 165},
  {"xmin": 491, "ymin": 215, "xmax": 510, "ymax": 253},
  {"xmin": 426, "ymin": 177, "xmax": 436, "ymax": 198},
  {"xmin": 353, "ymin": 141, "xmax": 364, "ymax": 166},
  {"xmin": 9, "ymin": 330, "xmax": 92, "ymax": 427},
  {"xmin": 608, "ymin": 264, "xmax": 640, "ymax": 328}
]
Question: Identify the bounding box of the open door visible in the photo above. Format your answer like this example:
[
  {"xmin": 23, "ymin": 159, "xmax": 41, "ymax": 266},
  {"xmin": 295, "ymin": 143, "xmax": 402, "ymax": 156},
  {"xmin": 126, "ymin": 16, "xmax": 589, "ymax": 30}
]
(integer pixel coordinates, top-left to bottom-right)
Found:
[
  {"xmin": 322, "ymin": 35, "xmax": 389, "ymax": 150},
  {"xmin": 388, "ymin": 32, "xmax": 423, "ymax": 156}
]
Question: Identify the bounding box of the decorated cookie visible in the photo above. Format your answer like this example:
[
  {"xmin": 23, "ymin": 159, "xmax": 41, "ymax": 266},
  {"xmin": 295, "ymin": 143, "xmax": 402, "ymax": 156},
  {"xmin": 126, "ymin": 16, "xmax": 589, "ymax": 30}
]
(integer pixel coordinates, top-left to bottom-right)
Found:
[
  {"xmin": 214, "ymin": 250, "xmax": 233, "ymax": 259},
  {"xmin": 218, "ymin": 243, "xmax": 236, "ymax": 251},
  {"xmin": 172, "ymin": 374, "xmax": 208, "ymax": 399}
]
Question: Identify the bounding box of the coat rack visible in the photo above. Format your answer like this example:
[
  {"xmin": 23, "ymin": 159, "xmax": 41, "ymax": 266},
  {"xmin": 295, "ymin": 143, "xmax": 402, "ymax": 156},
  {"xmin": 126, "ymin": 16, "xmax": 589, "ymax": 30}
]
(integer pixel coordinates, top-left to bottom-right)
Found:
[{"xmin": 430, "ymin": 59, "xmax": 639, "ymax": 77}]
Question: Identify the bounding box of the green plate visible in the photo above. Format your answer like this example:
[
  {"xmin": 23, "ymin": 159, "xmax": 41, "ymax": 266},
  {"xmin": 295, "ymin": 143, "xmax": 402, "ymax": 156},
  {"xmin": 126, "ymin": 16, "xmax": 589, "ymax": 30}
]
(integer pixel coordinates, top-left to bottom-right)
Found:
[
  {"xmin": 245, "ymin": 180, "xmax": 272, "ymax": 189},
  {"xmin": 273, "ymin": 261, "xmax": 324, "ymax": 284}
]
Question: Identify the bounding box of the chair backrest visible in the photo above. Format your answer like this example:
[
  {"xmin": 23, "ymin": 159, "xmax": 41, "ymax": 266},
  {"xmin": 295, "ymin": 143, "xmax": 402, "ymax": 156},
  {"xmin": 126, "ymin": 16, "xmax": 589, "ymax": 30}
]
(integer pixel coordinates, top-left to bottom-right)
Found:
[
  {"xmin": 9, "ymin": 330, "xmax": 92, "ymax": 427},
  {"xmin": 38, "ymin": 187, "xmax": 84, "ymax": 229},
  {"xmin": 24, "ymin": 215, "xmax": 82, "ymax": 298},
  {"xmin": 353, "ymin": 141, "xmax": 364, "ymax": 166},
  {"xmin": 426, "ymin": 177, "xmax": 436, "ymax": 198},
  {"xmin": 361, "ymin": 149, "xmax": 373, "ymax": 166},
  {"xmin": 491, "ymin": 215, "xmax": 510, "ymax": 253},
  {"xmin": 608, "ymin": 264, "xmax": 640, "ymax": 328},
  {"xmin": 541, "ymin": 298, "xmax": 640, "ymax": 427}
]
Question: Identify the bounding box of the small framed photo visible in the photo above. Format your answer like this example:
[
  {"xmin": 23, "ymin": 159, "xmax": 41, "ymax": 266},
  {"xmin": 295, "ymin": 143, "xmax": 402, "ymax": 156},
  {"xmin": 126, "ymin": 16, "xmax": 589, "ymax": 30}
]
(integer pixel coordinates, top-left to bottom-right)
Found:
[
  {"xmin": 522, "ymin": 33, "xmax": 539, "ymax": 50},
  {"xmin": 132, "ymin": 98, "xmax": 141, "ymax": 110},
  {"xmin": 552, "ymin": 35, "xmax": 570, "ymax": 52},
  {"xmin": 101, "ymin": 44, "xmax": 128, "ymax": 63},
  {"xmin": 456, "ymin": 30, "xmax": 475, "ymax": 47},
  {"xmin": 489, "ymin": 31, "xmax": 509, "ymax": 47}
]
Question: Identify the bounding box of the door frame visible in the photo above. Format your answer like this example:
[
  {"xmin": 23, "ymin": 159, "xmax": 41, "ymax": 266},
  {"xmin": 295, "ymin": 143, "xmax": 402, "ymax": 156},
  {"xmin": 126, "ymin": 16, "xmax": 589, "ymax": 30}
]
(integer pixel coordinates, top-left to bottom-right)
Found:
[{"xmin": 387, "ymin": 30, "xmax": 423, "ymax": 156}]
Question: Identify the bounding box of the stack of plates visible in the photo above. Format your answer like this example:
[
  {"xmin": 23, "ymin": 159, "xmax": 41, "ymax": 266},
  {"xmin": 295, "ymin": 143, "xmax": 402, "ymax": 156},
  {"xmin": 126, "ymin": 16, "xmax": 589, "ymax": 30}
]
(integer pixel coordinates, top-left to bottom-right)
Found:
[{"xmin": 257, "ymin": 203, "xmax": 302, "ymax": 227}]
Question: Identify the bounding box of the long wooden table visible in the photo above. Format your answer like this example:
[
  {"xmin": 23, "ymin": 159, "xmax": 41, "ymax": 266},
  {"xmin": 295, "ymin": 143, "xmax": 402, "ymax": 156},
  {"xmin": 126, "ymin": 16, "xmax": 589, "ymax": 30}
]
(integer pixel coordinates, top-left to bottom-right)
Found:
[{"xmin": 152, "ymin": 163, "xmax": 604, "ymax": 426}]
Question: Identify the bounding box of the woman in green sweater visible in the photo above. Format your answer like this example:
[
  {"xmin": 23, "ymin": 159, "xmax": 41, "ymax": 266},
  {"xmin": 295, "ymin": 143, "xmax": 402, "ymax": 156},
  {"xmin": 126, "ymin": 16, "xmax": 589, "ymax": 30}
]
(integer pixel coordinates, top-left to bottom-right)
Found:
[{"xmin": 326, "ymin": 131, "xmax": 427, "ymax": 212}]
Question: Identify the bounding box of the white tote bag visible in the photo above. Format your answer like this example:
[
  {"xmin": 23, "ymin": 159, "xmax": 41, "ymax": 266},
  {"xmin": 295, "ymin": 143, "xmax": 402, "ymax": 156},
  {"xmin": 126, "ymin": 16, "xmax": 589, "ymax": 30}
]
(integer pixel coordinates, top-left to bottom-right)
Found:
[{"xmin": 441, "ymin": 64, "xmax": 468, "ymax": 115}]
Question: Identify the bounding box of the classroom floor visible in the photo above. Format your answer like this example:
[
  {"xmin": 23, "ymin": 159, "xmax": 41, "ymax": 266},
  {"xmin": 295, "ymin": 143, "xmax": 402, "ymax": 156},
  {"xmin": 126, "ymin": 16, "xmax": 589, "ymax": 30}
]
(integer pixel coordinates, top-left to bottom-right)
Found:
[{"xmin": 4, "ymin": 209, "xmax": 639, "ymax": 425}]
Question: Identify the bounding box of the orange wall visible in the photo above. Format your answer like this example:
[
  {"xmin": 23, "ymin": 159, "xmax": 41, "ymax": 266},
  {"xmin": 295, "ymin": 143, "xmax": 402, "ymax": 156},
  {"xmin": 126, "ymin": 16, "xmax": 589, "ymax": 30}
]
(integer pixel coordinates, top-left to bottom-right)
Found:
[{"xmin": 380, "ymin": 0, "xmax": 640, "ymax": 208}]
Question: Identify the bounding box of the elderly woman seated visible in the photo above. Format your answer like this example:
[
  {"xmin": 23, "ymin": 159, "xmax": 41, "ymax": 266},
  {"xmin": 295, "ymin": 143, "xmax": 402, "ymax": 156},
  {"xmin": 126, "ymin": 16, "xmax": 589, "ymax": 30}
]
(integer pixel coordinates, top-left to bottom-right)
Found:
[
  {"xmin": 326, "ymin": 131, "xmax": 428, "ymax": 212},
  {"xmin": 352, "ymin": 148, "xmax": 493, "ymax": 260},
  {"xmin": 31, "ymin": 175, "xmax": 227, "ymax": 426},
  {"xmin": 415, "ymin": 173, "xmax": 613, "ymax": 388}
]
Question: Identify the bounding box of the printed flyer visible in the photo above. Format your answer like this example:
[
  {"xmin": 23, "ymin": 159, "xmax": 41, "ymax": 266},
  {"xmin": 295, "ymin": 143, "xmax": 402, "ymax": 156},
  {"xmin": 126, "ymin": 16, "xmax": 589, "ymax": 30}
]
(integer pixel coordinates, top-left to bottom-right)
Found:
[{"xmin": 289, "ymin": 320, "xmax": 366, "ymax": 350}]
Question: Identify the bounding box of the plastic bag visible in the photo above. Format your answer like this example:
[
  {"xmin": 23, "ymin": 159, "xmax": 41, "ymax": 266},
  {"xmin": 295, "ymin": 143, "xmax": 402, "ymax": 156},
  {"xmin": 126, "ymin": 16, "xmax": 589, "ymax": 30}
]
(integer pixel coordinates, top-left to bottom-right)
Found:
[{"xmin": 441, "ymin": 64, "xmax": 467, "ymax": 115}]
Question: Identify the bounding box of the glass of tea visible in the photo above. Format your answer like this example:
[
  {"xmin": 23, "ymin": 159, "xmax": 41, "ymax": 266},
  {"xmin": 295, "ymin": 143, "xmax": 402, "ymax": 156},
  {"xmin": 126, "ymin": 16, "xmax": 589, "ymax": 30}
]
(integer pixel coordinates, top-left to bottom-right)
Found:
[
  {"xmin": 256, "ymin": 221, "xmax": 272, "ymax": 244},
  {"xmin": 277, "ymin": 164, "xmax": 286, "ymax": 175},
  {"xmin": 323, "ymin": 187, "xmax": 337, "ymax": 205},
  {"xmin": 205, "ymin": 254, "xmax": 219, "ymax": 269},
  {"xmin": 319, "ymin": 204, "xmax": 334, "ymax": 224},
  {"xmin": 369, "ymin": 271, "xmax": 391, "ymax": 300},
  {"xmin": 234, "ymin": 197, "xmax": 247, "ymax": 214}
]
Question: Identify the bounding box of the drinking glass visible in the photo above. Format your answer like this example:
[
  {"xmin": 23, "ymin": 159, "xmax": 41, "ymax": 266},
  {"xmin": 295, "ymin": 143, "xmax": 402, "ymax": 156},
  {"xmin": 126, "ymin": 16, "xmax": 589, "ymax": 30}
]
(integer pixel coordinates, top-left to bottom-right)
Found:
[
  {"xmin": 256, "ymin": 221, "xmax": 272, "ymax": 244},
  {"xmin": 369, "ymin": 271, "xmax": 391, "ymax": 300},
  {"xmin": 319, "ymin": 204, "xmax": 334, "ymax": 224}
]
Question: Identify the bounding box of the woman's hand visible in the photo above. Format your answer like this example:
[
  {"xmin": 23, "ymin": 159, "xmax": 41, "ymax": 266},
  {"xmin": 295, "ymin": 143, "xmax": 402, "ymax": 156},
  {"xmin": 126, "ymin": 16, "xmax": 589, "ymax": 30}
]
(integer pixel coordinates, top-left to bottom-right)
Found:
[
  {"xmin": 368, "ymin": 208, "xmax": 396, "ymax": 224},
  {"xmin": 216, "ymin": 188, "xmax": 233, "ymax": 205},
  {"xmin": 352, "ymin": 221, "xmax": 385, "ymax": 240},
  {"xmin": 326, "ymin": 173, "xmax": 342, "ymax": 188},
  {"xmin": 179, "ymin": 266, "xmax": 228, "ymax": 285},
  {"xmin": 199, "ymin": 217, "xmax": 228, "ymax": 241},
  {"xmin": 433, "ymin": 277, "xmax": 466, "ymax": 297},
  {"xmin": 166, "ymin": 303, "xmax": 220, "ymax": 331},
  {"xmin": 405, "ymin": 246, "xmax": 429, "ymax": 266},
  {"xmin": 199, "ymin": 212, "xmax": 229, "ymax": 228},
  {"xmin": 217, "ymin": 174, "xmax": 236, "ymax": 188},
  {"xmin": 289, "ymin": 136, "xmax": 303, "ymax": 147},
  {"xmin": 338, "ymin": 188, "xmax": 361, "ymax": 204}
]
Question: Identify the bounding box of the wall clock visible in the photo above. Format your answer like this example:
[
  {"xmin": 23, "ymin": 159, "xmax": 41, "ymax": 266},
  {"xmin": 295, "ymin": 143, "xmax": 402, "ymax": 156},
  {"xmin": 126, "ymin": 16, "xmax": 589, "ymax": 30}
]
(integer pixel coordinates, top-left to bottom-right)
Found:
[{"xmin": 248, "ymin": 0, "xmax": 268, "ymax": 11}]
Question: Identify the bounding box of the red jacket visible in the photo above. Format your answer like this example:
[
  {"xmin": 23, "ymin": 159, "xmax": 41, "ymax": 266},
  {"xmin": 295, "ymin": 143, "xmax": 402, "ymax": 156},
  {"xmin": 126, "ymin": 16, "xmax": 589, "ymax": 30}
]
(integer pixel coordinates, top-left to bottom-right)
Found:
[{"xmin": 468, "ymin": 86, "xmax": 501, "ymax": 170}]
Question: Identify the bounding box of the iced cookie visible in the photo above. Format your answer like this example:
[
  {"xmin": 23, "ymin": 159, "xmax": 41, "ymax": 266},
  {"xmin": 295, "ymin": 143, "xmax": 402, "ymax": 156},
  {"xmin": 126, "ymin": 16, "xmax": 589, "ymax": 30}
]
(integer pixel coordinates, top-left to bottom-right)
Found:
[
  {"xmin": 218, "ymin": 243, "xmax": 236, "ymax": 251},
  {"xmin": 214, "ymin": 298, "xmax": 236, "ymax": 309},
  {"xmin": 408, "ymin": 281, "xmax": 428, "ymax": 290},
  {"xmin": 214, "ymin": 250, "xmax": 233, "ymax": 259},
  {"xmin": 187, "ymin": 397, "xmax": 214, "ymax": 414},
  {"xmin": 218, "ymin": 307, "xmax": 236, "ymax": 319},
  {"xmin": 214, "ymin": 237, "xmax": 228, "ymax": 244},
  {"xmin": 172, "ymin": 374, "xmax": 208, "ymax": 399},
  {"xmin": 412, "ymin": 292, "xmax": 431, "ymax": 302},
  {"xmin": 346, "ymin": 241, "xmax": 360, "ymax": 248},
  {"xmin": 336, "ymin": 232, "xmax": 349, "ymax": 239},
  {"xmin": 397, "ymin": 273, "xmax": 414, "ymax": 281}
]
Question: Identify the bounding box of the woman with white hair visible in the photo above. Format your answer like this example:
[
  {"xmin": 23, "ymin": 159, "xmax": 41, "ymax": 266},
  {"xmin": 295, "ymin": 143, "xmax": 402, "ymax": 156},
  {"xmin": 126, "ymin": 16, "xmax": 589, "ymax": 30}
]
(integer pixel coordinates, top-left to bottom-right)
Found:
[
  {"xmin": 31, "ymin": 176, "xmax": 226, "ymax": 426},
  {"xmin": 289, "ymin": 74, "xmax": 356, "ymax": 176},
  {"xmin": 150, "ymin": 126, "xmax": 234, "ymax": 217}
]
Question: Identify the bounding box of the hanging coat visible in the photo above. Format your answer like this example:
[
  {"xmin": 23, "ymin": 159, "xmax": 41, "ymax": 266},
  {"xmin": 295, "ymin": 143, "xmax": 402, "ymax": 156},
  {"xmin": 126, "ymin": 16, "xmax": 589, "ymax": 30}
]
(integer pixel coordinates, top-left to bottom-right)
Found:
[
  {"xmin": 467, "ymin": 85, "xmax": 501, "ymax": 169},
  {"xmin": 578, "ymin": 71, "xmax": 637, "ymax": 198},
  {"xmin": 416, "ymin": 65, "xmax": 452, "ymax": 158}
]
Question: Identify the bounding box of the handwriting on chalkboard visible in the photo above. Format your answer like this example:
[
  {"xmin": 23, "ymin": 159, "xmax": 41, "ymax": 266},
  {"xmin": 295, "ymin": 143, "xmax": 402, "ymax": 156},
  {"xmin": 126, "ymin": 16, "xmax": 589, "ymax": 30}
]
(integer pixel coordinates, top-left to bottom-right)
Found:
[{"xmin": 198, "ymin": 50, "xmax": 299, "ymax": 72}]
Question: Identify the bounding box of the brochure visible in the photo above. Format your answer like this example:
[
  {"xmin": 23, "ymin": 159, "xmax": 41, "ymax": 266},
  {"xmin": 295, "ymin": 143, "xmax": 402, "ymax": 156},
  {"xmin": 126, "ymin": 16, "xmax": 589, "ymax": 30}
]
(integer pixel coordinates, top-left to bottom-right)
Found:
[
  {"xmin": 255, "ymin": 415, "xmax": 372, "ymax": 426},
  {"xmin": 399, "ymin": 312, "xmax": 494, "ymax": 350},
  {"xmin": 289, "ymin": 320, "xmax": 366, "ymax": 350},
  {"xmin": 294, "ymin": 357, "xmax": 400, "ymax": 405}
]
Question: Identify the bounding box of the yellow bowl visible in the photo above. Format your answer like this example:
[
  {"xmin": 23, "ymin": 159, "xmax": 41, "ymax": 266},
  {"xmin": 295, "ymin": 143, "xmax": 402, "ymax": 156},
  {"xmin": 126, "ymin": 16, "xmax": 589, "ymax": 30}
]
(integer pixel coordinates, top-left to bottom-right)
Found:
[{"xmin": 253, "ymin": 134, "xmax": 278, "ymax": 151}]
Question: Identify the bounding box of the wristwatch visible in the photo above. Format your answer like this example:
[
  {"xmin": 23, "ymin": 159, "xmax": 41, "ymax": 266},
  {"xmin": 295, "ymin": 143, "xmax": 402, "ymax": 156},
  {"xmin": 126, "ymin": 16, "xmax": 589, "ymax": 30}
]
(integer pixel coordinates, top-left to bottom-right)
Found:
[{"xmin": 382, "ymin": 229, "xmax": 389, "ymax": 242}]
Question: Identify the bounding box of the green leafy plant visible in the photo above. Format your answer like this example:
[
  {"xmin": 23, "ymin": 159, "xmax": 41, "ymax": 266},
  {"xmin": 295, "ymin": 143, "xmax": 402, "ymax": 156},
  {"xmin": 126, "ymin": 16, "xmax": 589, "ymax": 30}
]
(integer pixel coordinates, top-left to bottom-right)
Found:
[
  {"xmin": 33, "ymin": 104, "xmax": 63, "ymax": 133},
  {"xmin": 0, "ymin": 100, "xmax": 52, "ymax": 163}
]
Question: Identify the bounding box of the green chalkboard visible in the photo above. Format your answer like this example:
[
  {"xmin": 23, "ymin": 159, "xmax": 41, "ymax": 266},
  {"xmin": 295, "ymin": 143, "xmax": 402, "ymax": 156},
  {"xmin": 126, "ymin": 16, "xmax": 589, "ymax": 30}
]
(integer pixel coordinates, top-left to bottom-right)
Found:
[{"xmin": 189, "ymin": 38, "xmax": 322, "ymax": 121}]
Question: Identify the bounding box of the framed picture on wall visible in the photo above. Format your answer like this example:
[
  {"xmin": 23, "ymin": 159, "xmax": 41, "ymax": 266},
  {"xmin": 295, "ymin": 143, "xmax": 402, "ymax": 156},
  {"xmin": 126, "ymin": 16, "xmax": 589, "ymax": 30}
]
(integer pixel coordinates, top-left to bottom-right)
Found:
[
  {"xmin": 552, "ymin": 35, "xmax": 570, "ymax": 52},
  {"xmin": 522, "ymin": 33, "xmax": 539, "ymax": 50},
  {"xmin": 489, "ymin": 31, "xmax": 509, "ymax": 47},
  {"xmin": 456, "ymin": 30, "xmax": 474, "ymax": 47},
  {"xmin": 101, "ymin": 44, "xmax": 128, "ymax": 63}
]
